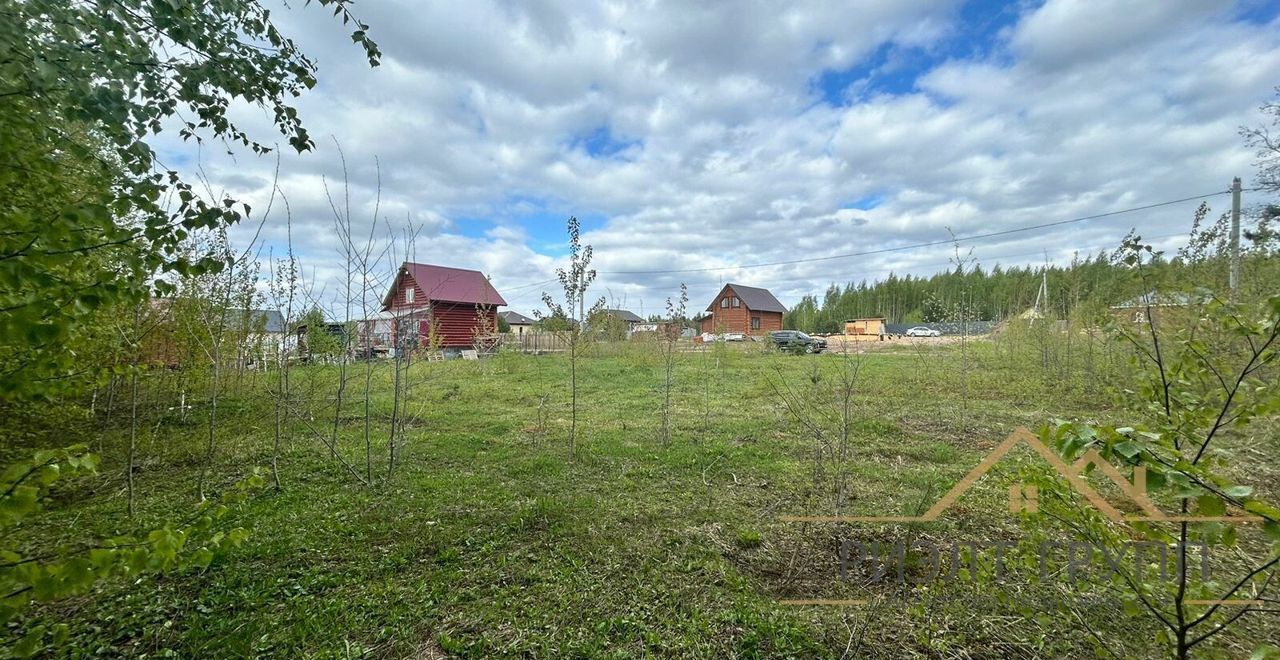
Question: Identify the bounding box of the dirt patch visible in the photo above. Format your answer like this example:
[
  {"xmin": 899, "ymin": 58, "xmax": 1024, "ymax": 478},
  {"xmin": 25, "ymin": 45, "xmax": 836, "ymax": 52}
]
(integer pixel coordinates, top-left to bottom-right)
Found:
[{"xmin": 820, "ymin": 334, "xmax": 988, "ymax": 353}]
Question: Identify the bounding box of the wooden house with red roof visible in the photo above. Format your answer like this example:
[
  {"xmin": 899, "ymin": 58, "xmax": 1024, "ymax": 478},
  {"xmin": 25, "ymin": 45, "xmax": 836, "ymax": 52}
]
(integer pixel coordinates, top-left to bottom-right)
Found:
[{"xmin": 382, "ymin": 262, "xmax": 507, "ymax": 349}]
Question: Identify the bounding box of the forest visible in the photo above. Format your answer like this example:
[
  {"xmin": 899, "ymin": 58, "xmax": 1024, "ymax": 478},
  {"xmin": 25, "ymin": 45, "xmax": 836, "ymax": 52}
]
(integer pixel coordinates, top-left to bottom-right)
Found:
[{"xmin": 784, "ymin": 202, "xmax": 1280, "ymax": 333}]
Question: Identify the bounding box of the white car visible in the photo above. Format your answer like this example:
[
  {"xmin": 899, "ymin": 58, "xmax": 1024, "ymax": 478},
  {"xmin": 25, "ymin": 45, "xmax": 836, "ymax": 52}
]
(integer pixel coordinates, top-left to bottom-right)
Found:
[
  {"xmin": 722, "ymin": 332, "xmax": 746, "ymax": 342},
  {"xmin": 905, "ymin": 326, "xmax": 941, "ymax": 337}
]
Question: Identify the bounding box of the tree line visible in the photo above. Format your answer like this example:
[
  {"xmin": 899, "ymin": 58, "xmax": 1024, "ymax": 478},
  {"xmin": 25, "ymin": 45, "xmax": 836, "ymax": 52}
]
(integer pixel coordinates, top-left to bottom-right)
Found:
[{"xmin": 784, "ymin": 201, "xmax": 1280, "ymax": 334}]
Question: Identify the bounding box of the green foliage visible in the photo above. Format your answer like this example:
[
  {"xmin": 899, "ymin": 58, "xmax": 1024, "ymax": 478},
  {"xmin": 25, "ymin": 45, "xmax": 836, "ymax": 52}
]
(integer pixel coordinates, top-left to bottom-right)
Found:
[
  {"xmin": 0, "ymin": 0, "xmax": 377, "ymax": 402},
  {"xmin": 539, "ymin": 217, "xmax": 606, "ymax": 330},
  {"xmin": 1, "ymin": 447, "xmax": 265, "ymax": 653},
  {"xmin": 1011, "ymin": 242, "xmax": 1280, "ymax": 657},
  {"xmin": 1, "ymin": 335, "xmax": 1271, "ymax": 655},
  {"xmin": 588, "ymin": 309, "xmax": 629, "ymax": 342},
  {"xmin": 299, "ymin": 307, "xmax": 342, "ymax": 359},
  {"xmin": 537, "ymin": 217, "xmax": 606, "ymax": 455},
  {"xmin": 536, "ymin": 310, "xmax": 573, "ymax": 332}
]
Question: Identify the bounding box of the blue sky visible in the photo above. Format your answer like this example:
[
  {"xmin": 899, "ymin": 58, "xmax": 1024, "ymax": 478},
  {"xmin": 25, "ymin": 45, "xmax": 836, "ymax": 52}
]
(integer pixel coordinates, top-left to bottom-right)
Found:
[
  {"xmin": 175, "ymin": 0, "xmax": 1280, "ymax": 317},
  {"xmin": 814, "ymin": 0, "xmax": 1020, "ymax": 106}
]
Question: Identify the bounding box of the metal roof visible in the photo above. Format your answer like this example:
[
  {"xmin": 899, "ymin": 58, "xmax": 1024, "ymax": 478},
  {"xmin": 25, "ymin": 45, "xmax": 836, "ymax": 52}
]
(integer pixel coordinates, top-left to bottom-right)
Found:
[
  {"xmin": 226, "ymin": 308, "xmax": 285, "ymax": 333},
  {"xmin": 252, "ymin": 309, "xmax": 286, "ymax": 333},
  {"xmin": 603, "ymin": 308, "xmax": 645, "ymax": 323},
  {"xmin": 499, "ymin": 310, "xmax": 535, "ymax": 324},
  {"xmin": 382, "ymin": 262, "xmax": 507, "ymax": 309},
  {"xmin": 706, "ymin": 283, "xmax": 787, "ymax": 314}
]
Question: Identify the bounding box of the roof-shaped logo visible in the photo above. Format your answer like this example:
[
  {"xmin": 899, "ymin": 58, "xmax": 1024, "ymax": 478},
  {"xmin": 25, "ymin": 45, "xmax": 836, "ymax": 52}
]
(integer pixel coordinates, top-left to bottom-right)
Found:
[{"xmin": 782, "ymin": 427, "xmax": 1261, "ymax": 524}]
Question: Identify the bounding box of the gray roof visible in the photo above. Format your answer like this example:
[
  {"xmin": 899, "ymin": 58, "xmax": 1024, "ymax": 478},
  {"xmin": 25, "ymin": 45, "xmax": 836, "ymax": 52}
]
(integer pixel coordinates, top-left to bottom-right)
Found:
[
  {"xmin": 499, "ymin": 310, "xmax": 535, "ymax": 324},
  {"xmin": 228, "ymin": 309, "xmax": 285, "ymax": 333},
  {"xmin": 708, "ymin": 283, "xmax": 787, "ymax": 314},
  {"xmin": 603, "ymin": 309, "xmax": 645, "ymax": 323},
  {"xmin": 254, "ymin": 310, "xmax": 286, "ymax": 333}
]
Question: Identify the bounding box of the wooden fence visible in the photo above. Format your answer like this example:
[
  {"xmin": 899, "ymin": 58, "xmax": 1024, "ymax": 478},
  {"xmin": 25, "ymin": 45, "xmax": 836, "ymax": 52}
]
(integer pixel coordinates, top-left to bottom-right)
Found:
[{"xmin": 503, "ymin": 331, "xmax": 570, "ymax": 353}]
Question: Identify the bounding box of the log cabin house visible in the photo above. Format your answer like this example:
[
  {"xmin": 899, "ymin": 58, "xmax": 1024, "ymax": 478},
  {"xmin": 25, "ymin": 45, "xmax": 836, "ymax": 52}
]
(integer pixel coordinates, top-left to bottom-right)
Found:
[
  {"xmin": 381, "ymin": 262, "xmax": 507, "ymax": 351},
  {"xmin": 698, "ymin": 283, "xmax": 786, "ymax": 337}
]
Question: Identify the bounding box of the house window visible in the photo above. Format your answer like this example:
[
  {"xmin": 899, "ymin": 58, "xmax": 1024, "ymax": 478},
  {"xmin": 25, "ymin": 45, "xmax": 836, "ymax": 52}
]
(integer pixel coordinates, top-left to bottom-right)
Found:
[
  {"xmin": 405, "ymin": 288, "xmax": 415, "ymax": 304},
  {"xmin": 731, "ymin": 297, "xmax": 740, "ymax": 308},
  {"xmin": 751, "ymin": 316, "xmax": 760, "ymax": 330},
  {"xmin": 720, "ymin": 298, "xmax": 729, "ymax": 309}
]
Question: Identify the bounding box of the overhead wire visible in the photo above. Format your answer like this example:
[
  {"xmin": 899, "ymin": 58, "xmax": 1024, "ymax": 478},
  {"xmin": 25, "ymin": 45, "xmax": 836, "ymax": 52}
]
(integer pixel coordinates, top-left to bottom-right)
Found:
[
  {"xmin": 597, "ymin": 190, "xmax": 1231, "ymax": 275},
  {"xmin": 491, "ymin": 190, "xmax": 1231, "ymax": 307}
]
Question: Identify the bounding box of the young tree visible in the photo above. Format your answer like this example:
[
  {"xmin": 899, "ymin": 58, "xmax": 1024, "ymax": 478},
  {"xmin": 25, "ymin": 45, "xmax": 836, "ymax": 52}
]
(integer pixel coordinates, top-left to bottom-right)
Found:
[
  {"xmin": 658, "ymin": 284, "xmax": 688, "ymax": 446},
  {"xmin": 1018, "ymin": 238, "xmax": 1280, "ymax": 659},
  {"xmin": 538, "ymin": 217, "xmax": 605, "ymax": 458},
  {"xmin": 1241, "ymin": 86, "xmax": 1280, "ymax": 194},
  {"xmin": 473, "ymin": 300, "xmax": 499, "ymax": 356},
  {"xmin": 323, "ymin": 141, "xmax": 373, "ymax": 463},
  {"xmin": 266, "ymin": 194, "xmax": 300, "ymax": 491},
  {"xmin": 175, "ymin": 229, "xmax": 261, "ymax": 501}
]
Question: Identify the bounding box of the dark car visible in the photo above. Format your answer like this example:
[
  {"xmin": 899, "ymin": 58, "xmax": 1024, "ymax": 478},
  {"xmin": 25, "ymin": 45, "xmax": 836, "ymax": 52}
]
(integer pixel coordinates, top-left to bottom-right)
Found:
[{"xmin": 768, "ymin": 330, "xmax": 827, "ymax": 353}]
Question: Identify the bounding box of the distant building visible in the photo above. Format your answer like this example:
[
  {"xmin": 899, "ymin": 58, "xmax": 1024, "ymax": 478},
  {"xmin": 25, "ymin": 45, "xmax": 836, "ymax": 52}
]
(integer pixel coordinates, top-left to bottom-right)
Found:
[
  {"xmin": 698, "ymin": 283, "xmax": 786, "ymax": 337},
  {"xmin": 1110, "ymin": 290, "xmax": 1199, "ymax": 325},
  {"xmin": 601, "ymin": 308, "xmax": 645, "ymax": 331},
  {"xmin": 381, "ymin": 262, "xmax": 507, "ymax": 349},
  {"xmin": 499, "ymin": 310, "xmax": 536, "ymax": 336},
  {"xmin": 844, "ymin": 317, "xmax": 886, "ymax": 337},
  {"xmin": 355, "ymin": 312, "xmax": 395, "ymax": 357},
  {"xmin": 139, "ymin": 303, "xmax": 289, "ymax": 368}
]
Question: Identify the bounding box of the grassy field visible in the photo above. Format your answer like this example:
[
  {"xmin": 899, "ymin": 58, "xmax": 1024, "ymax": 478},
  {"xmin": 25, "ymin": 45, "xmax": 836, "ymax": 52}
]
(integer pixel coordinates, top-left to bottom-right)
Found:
[{"xmin": 6, "ymin": 335, "xmax": 1278, "ymax": 658}]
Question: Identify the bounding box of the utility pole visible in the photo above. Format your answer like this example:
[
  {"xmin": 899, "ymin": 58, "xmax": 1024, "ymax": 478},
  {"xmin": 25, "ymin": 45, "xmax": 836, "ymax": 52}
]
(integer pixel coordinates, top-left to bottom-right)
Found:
[{"xmin": 1229, "ymin": 176, "xmax": 1241, "ymax": 298}]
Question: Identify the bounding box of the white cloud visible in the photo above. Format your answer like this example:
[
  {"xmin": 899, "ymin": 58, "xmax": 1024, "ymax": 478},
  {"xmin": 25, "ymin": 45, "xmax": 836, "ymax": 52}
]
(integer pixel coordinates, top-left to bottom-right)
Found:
[{"xmin": 155, "ymin": 0, "xmax": 1280, "ymax": 318}]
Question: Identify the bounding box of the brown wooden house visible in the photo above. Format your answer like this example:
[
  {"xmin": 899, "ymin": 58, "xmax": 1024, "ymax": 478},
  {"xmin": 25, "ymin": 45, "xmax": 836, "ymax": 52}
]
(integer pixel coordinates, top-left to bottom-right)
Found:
[
  {"xmin": 698, "ymin": 283, "xmax": 786, "ymax": 336},
  {"xmin": 381, "ymin": 262, "xmax": 507, "ymax": 349}
]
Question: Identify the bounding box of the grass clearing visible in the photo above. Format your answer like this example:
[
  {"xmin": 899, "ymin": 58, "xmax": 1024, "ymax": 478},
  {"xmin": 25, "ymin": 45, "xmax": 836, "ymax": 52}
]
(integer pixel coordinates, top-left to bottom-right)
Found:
[{"xmin": 5, "ymin": 337, "xmax": 1276, "ymax": 658}]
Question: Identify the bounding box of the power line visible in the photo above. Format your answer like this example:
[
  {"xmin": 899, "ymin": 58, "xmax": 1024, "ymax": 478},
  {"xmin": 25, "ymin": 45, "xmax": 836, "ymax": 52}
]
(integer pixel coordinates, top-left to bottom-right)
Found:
[
  {"xmin": 588, "ymin": 230, "xmax": 1194, "ymax": 293},
  {"xmin": 495, "ymin": 189, "xmax": 1230, "ymax": 307},
  {"xmin": 597, "ymin": 190, "xmax": 1230, "ymax": 275},
  {"xmin": 497, "ymin": 224, "xmax": 1199, "ymax": 308},
  {"xmin": 499, "ymin": 277, "xmax": 559, "ymax": 293},
  {"xmin": 497, "ymin": 229, "xmax": 1192, "ymax": 307}
]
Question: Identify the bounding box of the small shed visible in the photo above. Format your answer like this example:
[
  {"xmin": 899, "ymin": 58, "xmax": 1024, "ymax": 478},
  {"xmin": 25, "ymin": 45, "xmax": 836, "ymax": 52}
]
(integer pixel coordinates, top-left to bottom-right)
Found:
[
  {"xmin": 845, "ymin": 317, "xmax": 886, "ymax": 337},
  {"xmin": 381, "ymin": 262, "xmax": 507, "ymax": 349}
]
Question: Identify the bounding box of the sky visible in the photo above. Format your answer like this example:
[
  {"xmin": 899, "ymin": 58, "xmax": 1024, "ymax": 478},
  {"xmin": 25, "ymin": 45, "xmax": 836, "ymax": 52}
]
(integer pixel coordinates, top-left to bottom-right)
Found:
[{"xmin": 155, "ymin": 0, "xmax": 1280, "ymax": 319}]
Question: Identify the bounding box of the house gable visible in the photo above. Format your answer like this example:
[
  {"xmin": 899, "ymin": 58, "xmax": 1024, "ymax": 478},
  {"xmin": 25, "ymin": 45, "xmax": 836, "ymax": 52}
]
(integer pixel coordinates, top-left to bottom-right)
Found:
[
  {"xmin": 381, "ymin": 262, "xmax": 507, "ymax": 311},
  {"xmin": 701, "ymin": 284, "xmax": 785, "ymax": 336}
]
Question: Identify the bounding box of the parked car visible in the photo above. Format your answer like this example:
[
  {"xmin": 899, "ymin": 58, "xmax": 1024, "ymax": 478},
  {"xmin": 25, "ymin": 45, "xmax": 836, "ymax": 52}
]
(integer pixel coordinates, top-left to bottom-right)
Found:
[
  {"xmin": 722, "ymin": 332, "xmax": 746, "ymax": 342},
  {"xmin": 768, "ymin": 330, "xmax": 827, "ymax": 353},
  {"xmin": 905, "ymin": 326, "xmax": 942, "ymax": 337}
]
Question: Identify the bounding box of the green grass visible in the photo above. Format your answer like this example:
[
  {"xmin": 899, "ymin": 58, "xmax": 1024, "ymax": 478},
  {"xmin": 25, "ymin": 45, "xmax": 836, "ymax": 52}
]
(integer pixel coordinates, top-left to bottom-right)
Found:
[{"xmin": 4, "ymin": 338, "xmax": 1276, "ymax": 657}]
